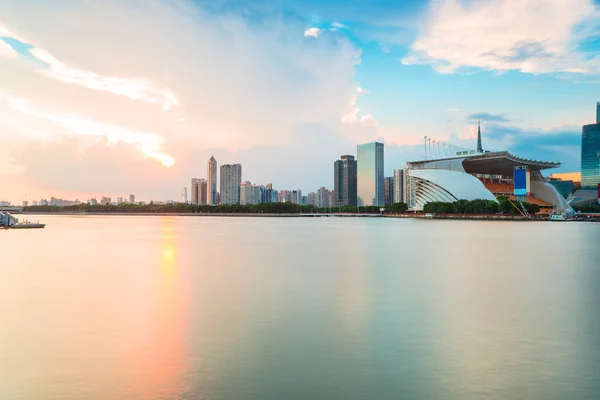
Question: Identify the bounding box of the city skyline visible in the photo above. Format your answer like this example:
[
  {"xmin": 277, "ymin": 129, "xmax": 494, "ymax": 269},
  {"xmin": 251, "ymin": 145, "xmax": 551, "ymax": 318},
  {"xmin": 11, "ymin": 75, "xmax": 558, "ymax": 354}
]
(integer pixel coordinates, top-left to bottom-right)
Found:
[{"xmin": 2, "ymin": 0, "xmax": 599, "ymax": 204}]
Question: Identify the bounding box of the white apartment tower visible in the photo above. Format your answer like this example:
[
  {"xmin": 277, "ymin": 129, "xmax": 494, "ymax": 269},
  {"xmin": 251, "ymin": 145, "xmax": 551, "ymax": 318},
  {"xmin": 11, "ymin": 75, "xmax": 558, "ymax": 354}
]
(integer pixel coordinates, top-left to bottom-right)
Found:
[{"xmin": 220, "ymin": 164, "xmax": 242, "ymax": 204}]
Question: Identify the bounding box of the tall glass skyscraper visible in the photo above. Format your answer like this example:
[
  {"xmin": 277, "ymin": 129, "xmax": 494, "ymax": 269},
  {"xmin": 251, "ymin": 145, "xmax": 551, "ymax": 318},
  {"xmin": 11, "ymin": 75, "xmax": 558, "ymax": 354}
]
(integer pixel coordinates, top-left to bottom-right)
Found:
[
  {"xmin": 333, "ymin": 155, "xmax": 357, "ymax": 206},
  {"xmin": 581, "ymin": 103, "xmax": 600, "ymax": 188},
  {"xmin": 357, "ymin": 142, "xmax": 384, "ymax": 206}
]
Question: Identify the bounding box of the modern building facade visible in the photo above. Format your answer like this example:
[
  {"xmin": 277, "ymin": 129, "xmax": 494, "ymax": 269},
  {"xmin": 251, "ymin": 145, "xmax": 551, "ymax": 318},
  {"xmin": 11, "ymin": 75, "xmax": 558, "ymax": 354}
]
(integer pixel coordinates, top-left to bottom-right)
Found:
[
  {"xmin": 207, "ymin": 156, "xmax": 217, "ymax": 205},
  {"xmin": 240, "ymin": 181, "xmax": 261, "ymax": 205},
  {"xmin": 581, "ymin": 103, "xmax": 600, "ymax": 189},
  {"xmin": 307, "ymin": 192, "xmax": 317, "ymax": 206},
  {"xmin": 129, "ymin": 194, "xmax": 135, "ymax": 204},
  {"xmin": 403, "ymin": 128, "xmax": 571, "ymax": 213},
  {"xmin": 394, "ymin": 169, "xmax": 404, "ymax": 204},
  {"xmin": 317, "ymin": 187, "xmax": 331, "ymax": 208},
  {"xmin": 291, "ymin": 190, "xmax": 302, "ymax": 205},
  {"xmin": 191, "ymin": 178, "xmax": 207, "ymax": 205},
  {"xmin": 357, "ymin": 142, "xmax": 384, "ymax": 206},
  {"xmin": 384, "ymin": 177, "xmax": 394, "ymax": 205},
  {"xmin": 220, "ymin": 164, "xmax": 242, "ymax": 204},
  {"xmin": 333, "ymin": 155, "xmax": 357, "ymax": 206}
]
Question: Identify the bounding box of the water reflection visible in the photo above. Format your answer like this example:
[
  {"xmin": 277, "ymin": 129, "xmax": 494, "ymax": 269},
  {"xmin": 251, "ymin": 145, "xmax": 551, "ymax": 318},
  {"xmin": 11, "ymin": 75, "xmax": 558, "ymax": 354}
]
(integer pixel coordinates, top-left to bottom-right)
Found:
[
  {"xmin": 128, "ymin": 217, "xmax": 191, "ymax": 399},
  {"xmin": 0, "ymin": 216, "xmax": 598, "ymax": 400}
]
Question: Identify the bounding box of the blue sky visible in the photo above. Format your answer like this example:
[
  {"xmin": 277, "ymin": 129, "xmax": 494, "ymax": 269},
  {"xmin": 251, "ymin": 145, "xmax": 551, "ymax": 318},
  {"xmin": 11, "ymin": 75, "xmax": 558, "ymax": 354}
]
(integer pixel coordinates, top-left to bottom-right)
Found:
[{"xmin": 0, "ymin": 0, "xmax": 599, "ymax": 202}]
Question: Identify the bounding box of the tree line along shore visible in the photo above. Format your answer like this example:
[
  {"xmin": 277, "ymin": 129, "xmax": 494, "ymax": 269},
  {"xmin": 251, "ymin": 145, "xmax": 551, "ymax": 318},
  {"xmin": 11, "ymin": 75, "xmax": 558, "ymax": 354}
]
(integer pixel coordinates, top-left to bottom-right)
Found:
[{"xmin": 21, "ymin": 198, "xmax": 570, "ymax": 216}]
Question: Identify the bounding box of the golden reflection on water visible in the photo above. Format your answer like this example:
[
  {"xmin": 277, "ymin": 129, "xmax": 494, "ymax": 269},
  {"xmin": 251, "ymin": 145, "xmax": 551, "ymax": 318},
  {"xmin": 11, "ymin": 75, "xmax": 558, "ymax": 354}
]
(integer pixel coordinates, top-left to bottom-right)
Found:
[{"xmin": 129, "ymin": 217, "xmax": 190, "ymax": 399}]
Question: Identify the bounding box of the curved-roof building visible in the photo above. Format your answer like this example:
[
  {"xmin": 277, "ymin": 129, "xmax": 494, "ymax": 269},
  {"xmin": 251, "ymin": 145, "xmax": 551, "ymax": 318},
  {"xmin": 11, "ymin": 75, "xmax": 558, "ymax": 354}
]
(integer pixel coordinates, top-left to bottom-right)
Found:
[{"xmin": 404, "ymin": 126, "xmax": 572, "ymax": 213}]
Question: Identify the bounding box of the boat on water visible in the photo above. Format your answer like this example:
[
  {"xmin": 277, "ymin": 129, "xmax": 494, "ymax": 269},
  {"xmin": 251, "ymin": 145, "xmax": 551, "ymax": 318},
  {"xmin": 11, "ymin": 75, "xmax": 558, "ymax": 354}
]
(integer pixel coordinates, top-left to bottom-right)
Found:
[
  {"xmin": 0, "ymin": 212, "xmax": 45, "ymax": 229},
  {"xmin": 549, "ymin": 213, "xmax": 568, "ymax": 221}
]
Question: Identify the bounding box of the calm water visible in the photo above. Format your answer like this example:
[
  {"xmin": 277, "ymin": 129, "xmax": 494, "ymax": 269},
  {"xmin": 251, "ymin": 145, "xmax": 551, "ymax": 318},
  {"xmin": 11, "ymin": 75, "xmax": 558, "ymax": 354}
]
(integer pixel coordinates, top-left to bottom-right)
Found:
[{"xmin": 1, "ymin": 215, "xmax": 599, "ymax": 400}]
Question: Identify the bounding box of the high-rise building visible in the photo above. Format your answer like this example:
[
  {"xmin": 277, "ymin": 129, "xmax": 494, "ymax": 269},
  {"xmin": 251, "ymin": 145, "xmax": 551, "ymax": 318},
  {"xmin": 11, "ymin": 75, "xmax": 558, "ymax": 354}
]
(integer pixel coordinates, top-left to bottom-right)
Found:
[
  {"xmin": 278, "ymin": 190, "xmax": 290, "ymax": 203},
  {"xmin": 191, "ymin": 178, "xmax": 201, "ymax": 205},
  {"xmin": 264, "ymin": 185, "xmax": 276, "ymax": 203},
  {"xmin": 207, "ymin": 156, "xmax": 217, "ymax": 205},
  {"xmin": 384, "ymin": 177, "xmax": 394, "ymax": 205},
  {"xmin": 191, "ymin": 178, "xmax": 208, "ymax": 205},
  {"xmin": 181, "ymin": 187, "xmax": 188, "ymax": 204},
  {"xmin": 394, "ymin": 169, "xmax": 404, "ymax": 204},
  {"xmin": 101, "ymin": 196, "xmax": 111, "ymax": 205},
  {"xmin": 357, "ymin": 142, "xmax": 384, "ymax": 206},
  {"xmin": 129, "ymin": 194, "xmax": 135, "ymax": 204},
  {"xmin": 117, "ymin": 197, "xmax": 124, "ymax": 205},
  {"xmin": 291, "ymin": 190, "xmax": 302, "ymax": 204},
  {"xmin": 220, "ymin": 164, "xmax": 242, "ymax": 204},
  {"xmin": 307, "ymin": 192, "xmax": 317, "ymax": 206},
  {"xmin": 334, "ymin": 155, "xmax": 357, "ymax": 206},
  {"xmin": 317, "ymin": 187, "xmax": 331, "ymax": 208},
  {"xmin": 240, "ymin": 181, "xmax": 261, "ymax": 205},
  {"xmin": 582, "ymin": 103, "xmax": 600, "ymax": 188}
]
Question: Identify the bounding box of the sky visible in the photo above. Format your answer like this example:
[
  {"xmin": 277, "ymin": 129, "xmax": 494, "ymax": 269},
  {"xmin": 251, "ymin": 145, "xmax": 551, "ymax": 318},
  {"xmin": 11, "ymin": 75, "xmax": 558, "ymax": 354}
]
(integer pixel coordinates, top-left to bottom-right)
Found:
[{"xmin": 1, "ymin": 0, "xmax": 599, "ymax": 204}]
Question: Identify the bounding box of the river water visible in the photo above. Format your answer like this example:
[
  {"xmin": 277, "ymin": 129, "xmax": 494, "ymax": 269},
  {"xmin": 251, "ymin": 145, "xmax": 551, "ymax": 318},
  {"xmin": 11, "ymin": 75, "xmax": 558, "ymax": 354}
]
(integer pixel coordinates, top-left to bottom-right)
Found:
[{"xmin": 1, "ymin": 215, "xmax": 599, "ymax": 400}]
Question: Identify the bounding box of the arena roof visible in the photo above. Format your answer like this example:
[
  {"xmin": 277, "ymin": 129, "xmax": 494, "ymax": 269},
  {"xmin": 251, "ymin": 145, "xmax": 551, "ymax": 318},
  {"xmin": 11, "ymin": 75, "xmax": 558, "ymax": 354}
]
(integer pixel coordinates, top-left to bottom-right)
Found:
[
  {"xmin": 408, "ymin": 151, "xmax": 560, "ymax": 176},
  {"xmin": 462, "ymin": 151, "xmax": 560, "ymax": 175}
]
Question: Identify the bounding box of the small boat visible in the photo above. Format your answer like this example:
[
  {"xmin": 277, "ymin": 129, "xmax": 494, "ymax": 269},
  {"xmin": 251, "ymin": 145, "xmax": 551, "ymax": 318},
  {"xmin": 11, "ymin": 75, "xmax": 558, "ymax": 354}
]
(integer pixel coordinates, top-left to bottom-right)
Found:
[{"xmin": 548, "ymin": 213, "xmax": 567, "ymax": 221}]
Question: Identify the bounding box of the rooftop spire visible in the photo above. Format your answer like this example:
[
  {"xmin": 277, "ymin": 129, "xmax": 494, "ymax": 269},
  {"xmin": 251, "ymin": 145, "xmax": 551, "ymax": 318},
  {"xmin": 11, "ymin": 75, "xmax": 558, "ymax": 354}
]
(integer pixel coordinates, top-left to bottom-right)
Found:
[{"xmin": 476, "ymin": 120, "xmax": 483, "ymax": 153}]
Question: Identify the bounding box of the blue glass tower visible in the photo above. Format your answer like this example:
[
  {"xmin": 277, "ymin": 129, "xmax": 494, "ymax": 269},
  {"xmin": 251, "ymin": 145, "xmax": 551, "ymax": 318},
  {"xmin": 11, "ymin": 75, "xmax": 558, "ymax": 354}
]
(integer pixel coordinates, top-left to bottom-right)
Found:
[
  {"xmin": 357, "ymin": 142, "xmax": 384, "ymax": 206},
  {"xmin": 581, "ymin": 103, "xmax": 600, "ymax": 189}
]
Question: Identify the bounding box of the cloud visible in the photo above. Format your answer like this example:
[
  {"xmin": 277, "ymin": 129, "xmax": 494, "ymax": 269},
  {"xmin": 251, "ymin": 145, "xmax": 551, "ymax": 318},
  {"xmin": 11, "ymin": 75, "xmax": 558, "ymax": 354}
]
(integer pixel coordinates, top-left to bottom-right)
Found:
[
  {"xmin": 0, "ymin": 26, "xmax": 181, "ymax": 110},
  {"xmin": 29, "ymin": 48, "xmax": 181, "ymax": 111},
  {"xmin": 0, "ymin": 0, "xmax": 369, "ymax": 202},
  {"xmin": 403, "ymin": 0, "xmax": 600, "ymax": 76},
  {"xmin": 0, "ymin": 40, "xmax": 18, "ymax": 58},
  {"xmin": 468, "ymin": 112, "xmax": 510, "ymax": 122},
  {"xmin": 304, "ymin": 27, "xmax": 321, "ymax": 37},
  {"xmin": 5, "ymin": 95, "xmax": 175, "ymax": 168},
  {"xmin": 341, "ymin": 86, "xmax": 377, "ymax": 125}
]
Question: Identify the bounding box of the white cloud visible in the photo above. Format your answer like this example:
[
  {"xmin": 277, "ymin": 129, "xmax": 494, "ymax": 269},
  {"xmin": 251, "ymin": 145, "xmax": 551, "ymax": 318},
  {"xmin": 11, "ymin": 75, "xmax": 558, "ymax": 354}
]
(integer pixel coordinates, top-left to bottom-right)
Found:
[
  {"xmin": 29, "ymin": 47, "xmax": 181, "ymax": 110},
  {"xmin": 0, "ymin": 1, "xmax": 369, "ymax": 202},
  {"xmin": 403, "ymin": 0, "xmax": 600, "ymax": 75},
  {"xmin": 5, "ymin": 96, "xmax": 175, "ymax": 168},
  {"xmin": 0, "ymin": 40, "xmax": 17, "ymax": 58},
  {"xmin": 1, "ymin": 18, "xmax": 180, "ymax": 110},
  {"xmin": 341, "ymin": 86, "xmax": 377, "ymax": 125},
  {"xmin": 304, "ymin": 27, "xmax": 321, "ymax": 38}
]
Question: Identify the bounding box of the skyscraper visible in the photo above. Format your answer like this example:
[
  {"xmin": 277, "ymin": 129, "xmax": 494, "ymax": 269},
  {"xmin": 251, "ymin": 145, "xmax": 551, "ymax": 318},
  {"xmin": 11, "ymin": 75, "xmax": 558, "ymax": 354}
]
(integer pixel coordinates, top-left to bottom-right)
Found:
[
  {"xmin": 129, "ymin": 194, "xmax": 135, "ymax": 204},
  {"xmin": 384, "ymin": 177, "xmax": 394, "ymax": 205},
  {"xmin": 357, "ymin": 142, "xmax": 384, "ymax": 206},
  {"xmin": 220, "ymin": 164, "xmax": 242, "ymax": 204},
  {"xmin": 240, "ymin": 181, "xmax": 260, "ymax": 205},
  {"xmin": 207, "ymin": 156, "xmax": 217, "ymax": 205},
  {"xmin": 582, "ymin": 103, "xmax": 600, "ymax": 188},
  {"xmin": 394, "ymin": 169, "xmax": 404, "ymax": 204},
  {"xmin": 316, "ymin": 187, "xmax": 331, "ymax": 208},
  {"xmin": 181, "ymin": 187, "xmax": 188, "ymax": 204},
  {"xmin": 333, "ymin": 155, "xmax": 357, "ymax": 206},
  {"xmin": 191, "ymin": 178, "xmax": 207, "ymax": 205}
]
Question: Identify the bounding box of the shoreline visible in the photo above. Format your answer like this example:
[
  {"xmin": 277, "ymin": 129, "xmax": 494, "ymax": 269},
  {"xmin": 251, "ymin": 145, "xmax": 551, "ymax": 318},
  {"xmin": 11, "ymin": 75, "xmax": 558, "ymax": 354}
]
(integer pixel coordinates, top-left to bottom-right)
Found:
[{"xmin": 23, "ymin": 211, "xmax": 536, "ymax": 220}]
